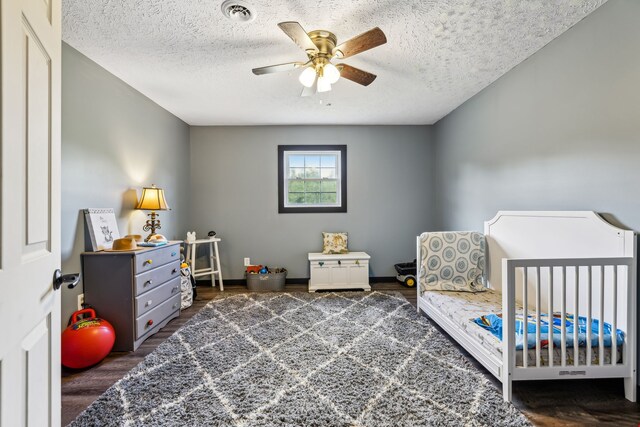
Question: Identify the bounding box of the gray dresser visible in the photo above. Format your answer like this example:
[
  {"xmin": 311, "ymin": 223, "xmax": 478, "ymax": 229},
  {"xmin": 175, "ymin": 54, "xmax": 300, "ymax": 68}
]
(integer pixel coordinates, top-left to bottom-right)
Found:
[{"xmin": 81, "ymin": 241, "xmax": 182, "ymax": 351}]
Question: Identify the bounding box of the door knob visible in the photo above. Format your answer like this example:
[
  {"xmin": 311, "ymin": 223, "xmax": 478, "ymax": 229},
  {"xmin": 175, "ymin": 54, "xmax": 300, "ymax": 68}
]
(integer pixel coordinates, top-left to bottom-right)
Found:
[{"xmin": 53, "ymin": 269, "xmax": 81, "ymax": 291}]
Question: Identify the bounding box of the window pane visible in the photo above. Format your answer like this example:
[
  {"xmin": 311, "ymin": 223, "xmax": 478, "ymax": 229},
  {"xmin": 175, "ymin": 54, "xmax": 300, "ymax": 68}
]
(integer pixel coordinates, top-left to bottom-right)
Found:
[
  {"xmin": 321, "ymin": 155, "xmax": 336, "ymax": 168},
  {"xmin": 288, "ymin": 180, "xmax": 304, "ymax": 192},
  {"xmin": 305, "ymin": 155, "xmax": 320, "ymax": 167},
  {"xmin": 305, "ymin": 181, "xmax": 321, "ymax": 192},
  {"xmin": 279, "ymin": 145, "xmax": 346, "ymax": 213},
  {"xmin": 305, "ymin": 193, "xmax": 320, "ymax": 204},
  {"xmin": 321, "ymin": 180, "xmax": 337, "ymax": 192},
  {"xmin": 305, "ymin": 167, "xmax": 320, "ymax": 178},
  {"xmin": 289, "ymin": 155, "xmax": 305, "ymax": 168},
  {"xmin": 321, "ymin": 193, "xmax": 337, "ymax": 204},
  {"xmin": 289, "ymin": 168, "xmax": 304, "ymax": 179},
  {"xmin": 321, "ymin": 168, "xmax": 336, "ymax": 179},
  {"xmin": 288, "ymin": 193, "xmax": 304, "ymax": 204}
]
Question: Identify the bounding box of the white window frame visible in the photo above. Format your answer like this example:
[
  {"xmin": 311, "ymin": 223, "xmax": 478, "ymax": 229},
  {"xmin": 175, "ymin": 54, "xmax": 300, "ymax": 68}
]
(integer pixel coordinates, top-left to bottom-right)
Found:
[{"xmin": 278, "ymin": 145, "xmax": 347, "ymax": 214}]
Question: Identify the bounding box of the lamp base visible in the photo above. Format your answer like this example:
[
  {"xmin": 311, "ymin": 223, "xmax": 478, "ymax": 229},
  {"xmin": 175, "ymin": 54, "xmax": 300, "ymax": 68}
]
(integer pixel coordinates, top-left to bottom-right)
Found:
[{"xmin": 142, "ymin": 211, "xmax": 161, "ymax": 242}]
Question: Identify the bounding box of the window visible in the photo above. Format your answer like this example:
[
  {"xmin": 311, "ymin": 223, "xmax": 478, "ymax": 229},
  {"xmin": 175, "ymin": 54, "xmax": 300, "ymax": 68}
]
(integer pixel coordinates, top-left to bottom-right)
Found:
[{"xmin": 278, "ymin": 145, "xmax": 347, "ymax": 213}]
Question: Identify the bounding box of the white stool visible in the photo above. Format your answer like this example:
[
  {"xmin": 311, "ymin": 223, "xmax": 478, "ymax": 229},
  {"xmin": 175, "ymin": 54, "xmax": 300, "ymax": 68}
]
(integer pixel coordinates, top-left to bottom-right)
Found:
[{"xmin": 185, "ymin": 237, "xmax": 224, "ymax": 291}]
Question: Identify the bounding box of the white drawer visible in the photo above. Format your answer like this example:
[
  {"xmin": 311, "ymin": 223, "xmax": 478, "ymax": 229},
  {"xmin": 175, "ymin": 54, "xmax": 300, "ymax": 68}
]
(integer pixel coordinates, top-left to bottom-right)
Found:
[{"xmin": 311, "ymin": 259, "xmax": 368, "ymax": 268}]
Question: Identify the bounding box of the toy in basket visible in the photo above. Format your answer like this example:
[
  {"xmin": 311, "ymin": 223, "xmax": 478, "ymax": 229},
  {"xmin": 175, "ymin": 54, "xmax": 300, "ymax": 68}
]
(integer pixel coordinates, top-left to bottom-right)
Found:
[
  {"xmin": 246, "ymin": 265, "xmax": 287, "ymax": 291},
  {"xmin": 394, "ymin": 259, "xmax": 416, "ymax": 287}
]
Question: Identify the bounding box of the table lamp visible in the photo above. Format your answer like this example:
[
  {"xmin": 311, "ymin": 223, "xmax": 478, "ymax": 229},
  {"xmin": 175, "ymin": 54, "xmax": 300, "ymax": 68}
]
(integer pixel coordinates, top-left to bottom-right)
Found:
[{"xmin": 135, "ymin": 184, "xmax": 170, "ymax": 241}]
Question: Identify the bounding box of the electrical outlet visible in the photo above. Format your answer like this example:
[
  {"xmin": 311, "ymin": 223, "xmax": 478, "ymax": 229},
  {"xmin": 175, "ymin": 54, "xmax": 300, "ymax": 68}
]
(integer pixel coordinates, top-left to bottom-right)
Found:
[
  {"xmin": 244, "ymin": 257, "xmax": 251, "ymax": 267},
  {"xmin": 77, "ymin": 293, "xmax": 84, "ymax": 310}
]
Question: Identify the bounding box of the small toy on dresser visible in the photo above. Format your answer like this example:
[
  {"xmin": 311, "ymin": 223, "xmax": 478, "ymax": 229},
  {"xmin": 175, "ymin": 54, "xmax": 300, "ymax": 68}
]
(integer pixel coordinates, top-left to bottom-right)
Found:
[{"xmin": 138, "ymin": 234, "xmax": 168, "ymax": 247}]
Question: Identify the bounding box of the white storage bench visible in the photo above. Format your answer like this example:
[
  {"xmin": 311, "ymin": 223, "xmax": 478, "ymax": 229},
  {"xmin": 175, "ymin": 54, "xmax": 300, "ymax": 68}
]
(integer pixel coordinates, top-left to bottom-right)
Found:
[{"xmin": 308, "ymin": 252, "xmax": 371, "ymax": 292}]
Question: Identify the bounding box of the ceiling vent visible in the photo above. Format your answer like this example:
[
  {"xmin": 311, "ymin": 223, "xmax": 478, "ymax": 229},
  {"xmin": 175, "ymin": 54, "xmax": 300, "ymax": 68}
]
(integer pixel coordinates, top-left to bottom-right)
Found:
[{"xmin": 221, "ymin": 1, "xmax": 256, "ymax": 23}]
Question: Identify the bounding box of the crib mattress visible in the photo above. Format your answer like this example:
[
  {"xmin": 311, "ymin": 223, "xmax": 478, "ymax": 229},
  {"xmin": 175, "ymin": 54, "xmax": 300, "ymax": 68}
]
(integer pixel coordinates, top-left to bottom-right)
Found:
[{"xmin": 422, "ymin": 289, "xmax": 619, "ymax": 366}]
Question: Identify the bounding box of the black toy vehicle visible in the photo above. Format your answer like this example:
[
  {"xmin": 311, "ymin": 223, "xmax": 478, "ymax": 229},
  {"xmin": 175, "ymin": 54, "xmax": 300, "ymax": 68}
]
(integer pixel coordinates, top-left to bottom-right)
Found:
[{"xmin": 394, "ymin": 260, "xmax": 417, "ymax": 287}]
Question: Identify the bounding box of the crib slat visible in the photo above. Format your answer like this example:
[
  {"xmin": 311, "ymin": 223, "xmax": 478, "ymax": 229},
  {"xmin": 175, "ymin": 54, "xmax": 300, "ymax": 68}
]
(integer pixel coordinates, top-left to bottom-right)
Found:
[
  {"xmin": 573, "ymin": 266, "xmax": 579, "ymax": 367},
  {"xmin": 548, "ymin": 266, "xmax": 554, "ymax": 367},
  {"xmin": 587, "ymin": 266, "xmax": 592, "ymax": 366},
  {"xmin": 502, "ymin": 258, "xmax": 632, "ymax": 374},
  {"xmin": 612, "ymin": 265, "xmax": 617, "ymax": 365},
  {"xmin": 523, "ymin": 267, "xmax": 528, "ymax": 368},
  {"xmin": 535, "ymin": 266, "xmax": 541, "ymax": 368},
  {"xmin": 561, "ymin": 266, "xmax": 567, "ymax": 367},
  {"xmin": 599, "ymin": 265, "xmax": 605, "ymax": 366}
]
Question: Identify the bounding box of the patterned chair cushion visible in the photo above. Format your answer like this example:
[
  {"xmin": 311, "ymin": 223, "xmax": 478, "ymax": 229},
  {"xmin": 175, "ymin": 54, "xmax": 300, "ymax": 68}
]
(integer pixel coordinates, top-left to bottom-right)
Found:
[
  {"xmin": 322, "ymin": 232, "xmax": 349, "ymax": 254},
  {"xmin": 419, "ymin": 231, "xmax": 486, "ymax": 293}
]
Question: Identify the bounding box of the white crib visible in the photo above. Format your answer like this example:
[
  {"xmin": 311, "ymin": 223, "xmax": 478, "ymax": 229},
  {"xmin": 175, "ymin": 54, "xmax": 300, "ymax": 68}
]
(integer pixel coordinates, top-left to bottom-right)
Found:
[{"xmin": 417, "ymin": 211, "xmax": 637, "ymax": 402}]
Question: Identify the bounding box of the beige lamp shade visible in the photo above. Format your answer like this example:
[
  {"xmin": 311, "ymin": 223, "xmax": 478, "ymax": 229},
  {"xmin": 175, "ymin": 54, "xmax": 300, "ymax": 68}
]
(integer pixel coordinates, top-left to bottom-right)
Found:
[{"xmin": 135, "ymin": 185, "xmax": 169, "ymax": 210}]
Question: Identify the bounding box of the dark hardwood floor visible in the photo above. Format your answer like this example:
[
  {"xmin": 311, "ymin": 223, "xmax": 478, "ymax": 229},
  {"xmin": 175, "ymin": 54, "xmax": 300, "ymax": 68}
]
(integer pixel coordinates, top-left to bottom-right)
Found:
[{"xmin": 62, "ymin": 282, "xmax": 640, "ymax": 426}]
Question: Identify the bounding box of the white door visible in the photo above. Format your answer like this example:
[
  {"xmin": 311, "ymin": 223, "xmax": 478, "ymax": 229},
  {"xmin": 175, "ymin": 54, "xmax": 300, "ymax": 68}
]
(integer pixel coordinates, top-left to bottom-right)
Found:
[{"xmin": 0, "ymin": 0, "xmax": 62, "ymax": 425}]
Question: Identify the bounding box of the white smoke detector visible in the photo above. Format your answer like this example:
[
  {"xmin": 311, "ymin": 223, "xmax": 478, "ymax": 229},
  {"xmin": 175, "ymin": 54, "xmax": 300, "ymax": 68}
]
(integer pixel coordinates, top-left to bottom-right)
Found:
[{"xmin": 221, "ymin": 1, "xmax": 256, "ymax": 23}]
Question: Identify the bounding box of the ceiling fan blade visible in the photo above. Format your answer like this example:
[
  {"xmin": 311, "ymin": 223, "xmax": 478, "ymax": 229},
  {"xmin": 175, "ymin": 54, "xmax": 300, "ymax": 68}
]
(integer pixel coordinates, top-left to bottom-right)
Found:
[
  {"xmin": 333, "ymin": 27, "xmax": 387, "ymax": 59},
  {"xmin": 336, "ymin": 64, "xmax": 377, "ymax": 86},
  {"xmin": 278, "ymin": 21, "xmax": 319, "ymax": 53},
  {"xmin": 252, "ymin": 61, "xmax": 306, "ymax": 75}
]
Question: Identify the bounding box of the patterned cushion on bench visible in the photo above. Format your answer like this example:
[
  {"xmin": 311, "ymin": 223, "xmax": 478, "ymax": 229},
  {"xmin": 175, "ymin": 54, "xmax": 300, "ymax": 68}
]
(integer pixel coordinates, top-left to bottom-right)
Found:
[
  {"xmin": 419, "ymin": 231, "xmax": 486, "ymax": 293},
  {"xmin": 322, "ymin": 232, "xmax": 349, "ymax": 254}
]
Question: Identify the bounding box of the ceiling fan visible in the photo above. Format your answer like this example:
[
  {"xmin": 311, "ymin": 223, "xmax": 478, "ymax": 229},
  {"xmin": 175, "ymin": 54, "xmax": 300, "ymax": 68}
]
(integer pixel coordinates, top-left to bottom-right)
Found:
[{"xmin": 252, "ymin": 21, "xmax": 387, "ymax": 96}]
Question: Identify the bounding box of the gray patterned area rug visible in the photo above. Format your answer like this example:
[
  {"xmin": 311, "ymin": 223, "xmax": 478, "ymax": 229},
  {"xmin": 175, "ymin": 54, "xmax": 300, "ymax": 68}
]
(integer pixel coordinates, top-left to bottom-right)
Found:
[{"xmin": 70, "ymin": 291, "xmax": 530, "ymax": 427}]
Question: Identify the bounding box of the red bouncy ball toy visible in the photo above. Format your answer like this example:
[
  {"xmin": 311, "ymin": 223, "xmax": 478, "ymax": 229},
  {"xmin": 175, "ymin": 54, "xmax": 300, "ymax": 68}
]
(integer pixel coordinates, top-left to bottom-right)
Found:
[{"xmin": 61, "ymin": 308, "xmax": 115, "ymax": 369}]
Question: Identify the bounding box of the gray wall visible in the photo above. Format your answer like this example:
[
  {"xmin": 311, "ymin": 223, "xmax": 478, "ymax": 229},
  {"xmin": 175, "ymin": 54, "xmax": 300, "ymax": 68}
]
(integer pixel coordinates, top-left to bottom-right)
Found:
[
  {"xmin": 60, "ymin": 0, "xmax": 640, "ymax": 321},
  {"xmin": 190, "ymin": 126, "xmax": 436, "ymax": 279},
  {"xmin": 434, "ymin": 0, "xmax": 640, "ymax": 231},
  {"xmin": 61, "ymin": 43, "xmax": 190, "ymax": 328}
]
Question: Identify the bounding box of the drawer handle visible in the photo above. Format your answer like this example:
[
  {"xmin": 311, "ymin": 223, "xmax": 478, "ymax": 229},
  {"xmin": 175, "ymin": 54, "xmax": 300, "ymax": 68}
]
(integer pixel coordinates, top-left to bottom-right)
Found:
[
  {"xmin": 319, "ymin": 261, "xmax": 324, "ymax": 267},
  {"xmin": 173, "ymin": 303, "xmax": 179, "ymax": 310},
  {"xmin": 172, "ymin": 268, "xmax": 178, "ymax": 274},
  {"xmin": 171, "ymin": 252, "xmax": 177, "ymax": 257},
  {"xmin": 338, "ymin": 260, "xmax": 341, "ymax": 265},
  {"xmin": 145, "ymin": 300, "xmax": 153, "ymax": 307},
  {"xmin": 144, "ymin": 259, "xmax": 153, "ymax": 266},
  {"xmin": 172, "ymin": 286, "xmax": 179, "ymax": 293},
  {"xmin": 355, "ymin": 260, "xmax": 360, "ymax": 265},
  {"xmin": 146, "ymin": 319, "xmax": 154, "ymax": 327},
  {"xmin": 144, "ymin": 280, "xmax": 153, "ymax": 287}
]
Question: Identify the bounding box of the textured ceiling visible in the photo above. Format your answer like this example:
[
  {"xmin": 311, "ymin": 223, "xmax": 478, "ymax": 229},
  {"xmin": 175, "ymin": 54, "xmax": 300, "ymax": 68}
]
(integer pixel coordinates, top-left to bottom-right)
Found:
[{"xmin": 62, "ymin": 0, "xmax": 607, "ymax": 125}]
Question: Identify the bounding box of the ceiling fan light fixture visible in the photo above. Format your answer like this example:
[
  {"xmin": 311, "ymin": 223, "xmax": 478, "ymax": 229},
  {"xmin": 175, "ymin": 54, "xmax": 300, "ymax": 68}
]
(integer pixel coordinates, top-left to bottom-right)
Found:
[
  {"xmin": 317, "ymin": 75, "xmax": 331, "ymax": 93},
  {"xmin": 299, "ymin": 66, "xmax": 317, "ymax": 88},
  {"xmin": 253, "ymin": 22, "xmax": 386, "ymax": 96},
  {"xmin": 323, "ymin": 63, "xmax": 340, "ymax": 84}
]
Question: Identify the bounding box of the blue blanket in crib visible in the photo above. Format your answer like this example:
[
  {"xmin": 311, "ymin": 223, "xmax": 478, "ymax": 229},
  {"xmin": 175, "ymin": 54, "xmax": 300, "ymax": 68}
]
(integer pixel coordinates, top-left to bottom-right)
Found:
[{"xmin": 473, "ymin": 313, "xmax": 625, "ymax": 350}]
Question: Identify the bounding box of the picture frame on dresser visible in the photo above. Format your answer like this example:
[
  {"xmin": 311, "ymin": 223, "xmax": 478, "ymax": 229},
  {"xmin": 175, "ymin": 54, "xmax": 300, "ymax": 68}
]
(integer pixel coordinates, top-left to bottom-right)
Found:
[{"xmin": 83, "ymin": 208, "xmax": 120, "ymax": 251}]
